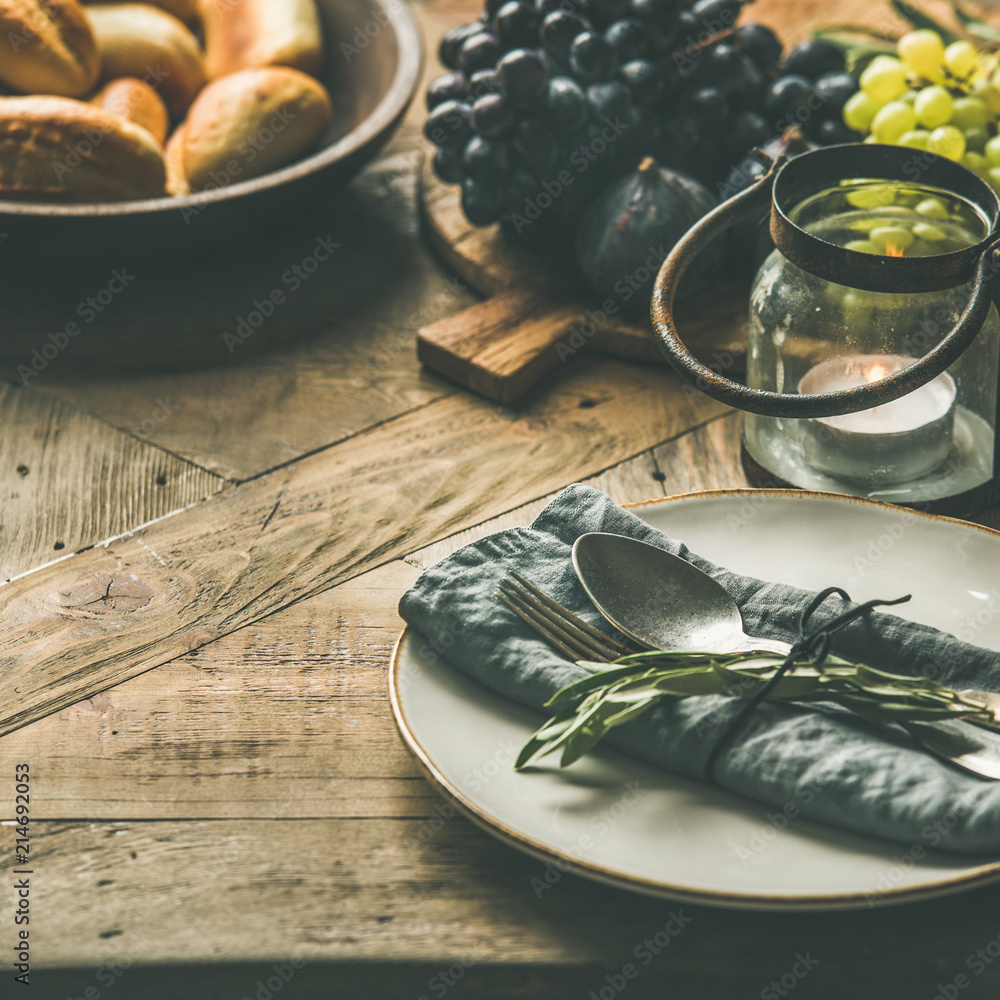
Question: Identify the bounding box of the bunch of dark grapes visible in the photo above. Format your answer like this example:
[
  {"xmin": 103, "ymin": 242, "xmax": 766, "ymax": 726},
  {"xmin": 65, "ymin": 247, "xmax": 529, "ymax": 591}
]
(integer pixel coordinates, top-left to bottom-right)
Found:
[{"xmin": 425, "ymin": 0, "xmax": 857, "ymax": 235}]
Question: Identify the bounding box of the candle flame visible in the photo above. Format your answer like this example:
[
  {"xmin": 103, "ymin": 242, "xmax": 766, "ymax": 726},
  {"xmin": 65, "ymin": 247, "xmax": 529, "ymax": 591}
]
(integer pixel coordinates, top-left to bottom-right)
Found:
[
  {"xmin": 868, "ymin": 363, "xmax": 886, "ymax": 383},
  {"xmin": 885, "ymin": 242, "xmax": 905, "ymax": 257}
]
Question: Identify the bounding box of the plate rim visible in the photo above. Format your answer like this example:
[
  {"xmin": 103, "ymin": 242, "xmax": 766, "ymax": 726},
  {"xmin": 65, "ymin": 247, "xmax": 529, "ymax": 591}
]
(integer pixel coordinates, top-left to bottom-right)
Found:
[{"xmin": 390, "ymin": 488, "xmax": 1000, "ymax": 911}]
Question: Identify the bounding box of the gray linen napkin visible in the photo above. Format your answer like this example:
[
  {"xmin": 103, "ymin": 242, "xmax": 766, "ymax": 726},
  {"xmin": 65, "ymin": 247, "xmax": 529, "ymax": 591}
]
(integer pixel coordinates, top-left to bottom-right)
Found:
[{"xmin": 398, "ymin": 483, "xmax": 1000, "ymax": 854}]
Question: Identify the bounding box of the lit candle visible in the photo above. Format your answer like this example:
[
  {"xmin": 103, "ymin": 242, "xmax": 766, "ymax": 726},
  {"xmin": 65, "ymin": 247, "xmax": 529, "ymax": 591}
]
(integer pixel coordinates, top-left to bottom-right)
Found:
[{"xmin": 798, "ymin": 354, "xmax": 957, "ymax": 486}]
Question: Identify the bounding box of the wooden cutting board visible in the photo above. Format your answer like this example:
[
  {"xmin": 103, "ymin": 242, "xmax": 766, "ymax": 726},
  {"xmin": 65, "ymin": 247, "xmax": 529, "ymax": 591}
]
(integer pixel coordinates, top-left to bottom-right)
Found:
[{"xmin": 416, "ymin": 154, "xmax": 749, "ymax": 403}]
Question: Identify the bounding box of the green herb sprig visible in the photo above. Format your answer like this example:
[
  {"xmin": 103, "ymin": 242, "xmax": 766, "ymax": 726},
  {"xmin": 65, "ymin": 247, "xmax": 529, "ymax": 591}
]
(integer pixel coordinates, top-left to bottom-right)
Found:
[{"xmin": 516, "ymin": 651, "xmax": 996, "ymax": 770}]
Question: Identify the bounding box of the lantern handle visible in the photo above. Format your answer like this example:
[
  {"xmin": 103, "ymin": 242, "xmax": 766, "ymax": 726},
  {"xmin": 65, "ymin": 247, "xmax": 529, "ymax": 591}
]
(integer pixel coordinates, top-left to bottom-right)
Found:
[{"xmin": 650, "ymin": 156, "xmax": 1000, "ymax": 419}]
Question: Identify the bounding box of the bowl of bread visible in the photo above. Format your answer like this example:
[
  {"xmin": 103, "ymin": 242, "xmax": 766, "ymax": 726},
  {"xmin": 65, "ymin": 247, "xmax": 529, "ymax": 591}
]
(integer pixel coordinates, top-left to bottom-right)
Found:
[{"xmin": 0, "ymin": 0, "xmax": 423, "ymax": 258}]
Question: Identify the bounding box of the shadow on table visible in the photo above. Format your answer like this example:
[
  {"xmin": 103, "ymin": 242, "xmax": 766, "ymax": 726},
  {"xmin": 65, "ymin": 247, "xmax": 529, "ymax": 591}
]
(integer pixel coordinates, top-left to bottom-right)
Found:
[{"xmin": 0, "ymin": 168, "xmax": 423, "ymax": 378}]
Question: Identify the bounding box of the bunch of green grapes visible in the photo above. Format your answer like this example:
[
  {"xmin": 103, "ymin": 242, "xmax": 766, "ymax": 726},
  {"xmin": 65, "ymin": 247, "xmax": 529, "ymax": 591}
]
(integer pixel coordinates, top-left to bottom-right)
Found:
[{"xmin": 842, "ymin": 29, "xmax": 1000, "ymax": 190}]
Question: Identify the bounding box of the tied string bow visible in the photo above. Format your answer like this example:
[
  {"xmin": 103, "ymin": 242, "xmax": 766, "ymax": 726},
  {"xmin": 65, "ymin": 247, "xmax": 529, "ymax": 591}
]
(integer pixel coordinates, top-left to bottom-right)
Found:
[{"xmin": 703, "ymin": 586, "xmax": 912, "ymax": 783}]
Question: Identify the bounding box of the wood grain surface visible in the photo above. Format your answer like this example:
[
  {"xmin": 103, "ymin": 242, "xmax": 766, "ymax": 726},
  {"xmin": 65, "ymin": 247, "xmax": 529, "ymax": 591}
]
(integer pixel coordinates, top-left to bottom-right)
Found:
[{"xmin": 2, "ymin": 1, "xmax": 998, "ymax": 998}]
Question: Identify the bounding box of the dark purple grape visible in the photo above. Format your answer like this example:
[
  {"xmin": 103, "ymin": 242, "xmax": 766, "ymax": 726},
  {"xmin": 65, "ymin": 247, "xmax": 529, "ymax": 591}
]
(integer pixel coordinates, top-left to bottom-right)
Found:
[
  {"xmin": 659, "ymin": 115, "xmax": 699, "ymax": 168},
  {"xmin": 494, "ymin": 1, "xmax": 539, "ymax": 49},
  {"xmin": 426, "ymin": 72, "xmax": 468, "ymax": 110},
  {"xmin": 501, "ymin": 168, "xmax": 539, "ymax": 215},
  {"xmin": 690, "ymin": 0, "xmax": 743, "ymax": 31},
  {"xmin": 439, "ymin": 23, "xmax": 484, "ymax": 70},
  {"xmin": 764, "ymin": 75, "xmax": 815, "ymax": 124},
  {"xmin": 604, "ymin": 18, "xmax": 648, "ymax": 63},
  {"xmin": 692, "ymin": 41, "xmax": 741, "ymax": 87},
  {"xmin": 471, "ymin": 93, "xmax": 515, "ymax": 138},
  {"xmin": 588, "ymin": 80, "xmax": 632, "ymax": 121},
  {"xmin": 813, "ymin": 71, "xmax": 857, "ymax": 117},
  {"xmin": 619, "ymin": 104, "xmax": 664, "ymax": 159},
  {"xmin": 497, "ymin": 48, "xmax": 548, "ymax": 105},
  {"xmin": 729, "ymin": 109, "xmax": 770, "ymax": 152},
  {"xmin": 463, "ymin": 135, "xmax": 512, "ymax": 186},
  {"xmin": 582, "ymin": 0, "xmax": 629, "ymax": 27},
  {"xmin": 484, "ymin": 0, "xmax": 509, "ymax": 21},
  {"xmin": 459, "ymin": 31, "xmax": 503, "ymax": 74},
  {"xmin": 569, "ymin": 32, "xmax": 618, "ymax": 82},
  {"xmin": 628, "ymin": 0, "xmax": 680, "ymax": 43},
  {"xmin": 734, "ymin": 23, "xmax": 782, "ymax": 73},
  {"xmin": 811, "ymin": 117, "xmax": 861, "ymax": 145},
  {"xmin": 468, "ymin": 68, "xmax": 501, "ymax": 98},
  {"xmin": 681, "ymin": 86, "xmax": 728, "ymax": 124},
  {"xmin": 618, "ymin": 59, "xmax": 660, "ymax": 100},
  {"xmin": 462, "ymin": 178, "xmax": 502, "ymax": 225},
  {"xmin": 423, "ymin": 100, "xmax": 473, "ymax": 148},
  {"xmin": 726, "ymin": 54, "xmax": 765, "ymax": 113},
  {"xmin": 782, "ymin": 38, "xmax": 844, "ymax": 80},
  {"xmin": 677, "ymin": 9, "xmax": 698, "ymax": 38},
  {"xmin": 512, "ymin": 119, "xmax": 561, "ymax": 174},
  {"xmin": 542, "ymin": 75, "xmax": 589, "ymax": 131},
  {"xmin": 432, "ymin": 147, "xmax": 465, "ymax": 183},
  {"xmin": 534, "ymin": 0, "xmax": 566, "ymax": 15},
  {"xmin": 541, "ymin": 10, "xmax": 592, "ymax": 63}
]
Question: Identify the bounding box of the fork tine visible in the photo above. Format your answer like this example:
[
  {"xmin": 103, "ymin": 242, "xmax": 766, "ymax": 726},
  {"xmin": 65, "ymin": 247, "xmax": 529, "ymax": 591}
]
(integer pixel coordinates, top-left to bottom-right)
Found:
[
  {"xmin": 507, "ymin": 570, "xmax": 631, "ymax": 656},
  {"xmin": 496, "ymin": 592, "xmax": 596, "ymax": 661},
  {"xmin": 498, "ymin": 583, "xmax": 610, "ymax": 661}
]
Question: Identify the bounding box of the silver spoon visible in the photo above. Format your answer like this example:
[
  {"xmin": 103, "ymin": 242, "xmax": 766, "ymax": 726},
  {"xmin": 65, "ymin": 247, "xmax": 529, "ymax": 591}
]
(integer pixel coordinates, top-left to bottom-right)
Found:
[{"xmin": 571, "ymin": 531, "xmax": 1000, "ymax": 780}]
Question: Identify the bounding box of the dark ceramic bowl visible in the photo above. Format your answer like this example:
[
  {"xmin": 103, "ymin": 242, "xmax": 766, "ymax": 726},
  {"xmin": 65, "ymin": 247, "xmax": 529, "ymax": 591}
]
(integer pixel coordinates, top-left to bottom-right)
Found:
[{"xmin": 0, "ymin": 0, "xmax": 424, "ymax": 260}]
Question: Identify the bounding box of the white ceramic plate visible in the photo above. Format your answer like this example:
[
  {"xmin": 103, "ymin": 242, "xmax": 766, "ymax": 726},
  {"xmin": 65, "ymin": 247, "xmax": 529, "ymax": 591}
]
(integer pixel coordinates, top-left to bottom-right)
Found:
[{"xmin": 390, "ymin": 490, "xmax": 1000, "ymax": 910}]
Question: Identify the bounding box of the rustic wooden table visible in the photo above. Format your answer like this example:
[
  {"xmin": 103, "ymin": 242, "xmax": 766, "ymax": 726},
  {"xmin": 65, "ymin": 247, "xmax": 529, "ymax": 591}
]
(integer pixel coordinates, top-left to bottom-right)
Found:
[{"xmin": 4, "ymin": 0, "xmax": 1000, "ymax": 997}]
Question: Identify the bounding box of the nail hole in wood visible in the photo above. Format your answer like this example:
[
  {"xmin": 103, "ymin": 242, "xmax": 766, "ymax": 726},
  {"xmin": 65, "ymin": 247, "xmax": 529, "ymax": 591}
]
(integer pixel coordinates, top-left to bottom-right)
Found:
[
  {"xmin": 16, "ymin": 464, "xmax": 28, "ymax": 477},
  {"xmin": 652, "ymin": 471, "xmax": 666, "ymax": 482},
  {"xmin": 155, "ymin": 473, "xmax": 167, "ymax": 486},
  {"xmin": 578, "ymin": 399, "xmax": 598, "ymax": 409},
  {"xmin": 54, "ymin": 541, "xmax": 65, "ymax": 550},
  {"xmin": 130, "ymin": 852, "xmax": 137, "ymax": 859}
]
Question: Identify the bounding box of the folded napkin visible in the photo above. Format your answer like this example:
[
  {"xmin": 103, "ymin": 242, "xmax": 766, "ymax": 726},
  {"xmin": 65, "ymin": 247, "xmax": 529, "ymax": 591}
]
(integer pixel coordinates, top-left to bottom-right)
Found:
[{"xmin": 399, "ymin": 484, "xmax": 1000, "ymax": 854}]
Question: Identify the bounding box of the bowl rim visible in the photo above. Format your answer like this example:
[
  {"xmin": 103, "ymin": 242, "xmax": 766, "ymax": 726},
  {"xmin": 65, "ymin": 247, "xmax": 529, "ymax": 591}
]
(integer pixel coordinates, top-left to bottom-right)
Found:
[{"xmin": 0, "ymin": 0, "xmax": 424, "ymax": 218}]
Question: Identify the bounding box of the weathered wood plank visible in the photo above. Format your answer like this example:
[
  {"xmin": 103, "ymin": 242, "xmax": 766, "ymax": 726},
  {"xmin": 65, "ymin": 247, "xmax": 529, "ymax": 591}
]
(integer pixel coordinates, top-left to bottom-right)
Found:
[
  {"xmin": 0, "ymin": 382, "xmax": 224, "ymax": 580},
  {"xmin": 0, "ymin": 358, "xmax": 724, "ymax": 737},
  {"xmin": 11, "ymin": 818, "xmax": 1000, "ymax": 998},
  {"xmin": 0, "ymin": 454, "xmax": 664, "ymax": 820}
]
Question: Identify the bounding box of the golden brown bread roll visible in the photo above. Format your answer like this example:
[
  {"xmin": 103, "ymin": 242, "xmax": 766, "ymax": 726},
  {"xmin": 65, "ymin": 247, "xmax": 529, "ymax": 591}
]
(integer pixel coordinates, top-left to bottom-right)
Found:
[
  {"xmin": 91, "ymin": 76, "xmax": 168, "ymax": 144},
  {"xmin": 81, "ymin": 0, "xmax": 197, "ymax": 22},
  {"xmin": 0, "ymin": 0, "xmax": 100, "ymax": 97},
  {"xmin": 85, "ymin": 3, "xmax": 204, "ymax": 116},
  {"xmin": 199, "ymin": 0, "xmax": 322, "ymax": 80},
  {"xmin": 181, "ymin": 67, "xmax": 332, "ymax": 191},
  {"xmin": 163, "ymin": 122, "xmax": 188, "ymax": 194},
  {"xmin": 0, "ymin": 95, "xmax": 166, "ymax": 200}
]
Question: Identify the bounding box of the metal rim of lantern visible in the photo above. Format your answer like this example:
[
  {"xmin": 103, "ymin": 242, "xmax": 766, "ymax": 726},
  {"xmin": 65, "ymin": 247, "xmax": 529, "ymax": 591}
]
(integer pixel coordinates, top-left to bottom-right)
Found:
[{"xmin": 649, "ymin": 143, "xmax": 1000, "ymax": 420}]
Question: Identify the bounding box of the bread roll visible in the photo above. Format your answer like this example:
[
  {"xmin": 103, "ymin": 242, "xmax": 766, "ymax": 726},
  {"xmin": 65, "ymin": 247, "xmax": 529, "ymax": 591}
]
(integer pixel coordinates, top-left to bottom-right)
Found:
[
  {"xmin": 82, "ymin": 0, "xmax": 197, "ymax": 23},
  {"xmin": 199, "ymin": 0, "xmax": 322, "ymax": 79},
  {"xmin": 85, "ymin": 3, "xmax": 204, "ymax": 116},
  {"xmin": 0, "ymin": 0, "xmax": 99, "ymax": 96},
  {"xmin": 181, "ymin": 67, "xmax": 332, "ymax": 191},
  {"xmin": 91, "ymin": 76, "xmax": 168, "ymax": 144},
  {"xmin": 0, "ymin": 95, "xmax": 166, "ymax": 200},
  {"xmin": 163, "ymin": 122, "xmax": 188, "ymax": 194}
]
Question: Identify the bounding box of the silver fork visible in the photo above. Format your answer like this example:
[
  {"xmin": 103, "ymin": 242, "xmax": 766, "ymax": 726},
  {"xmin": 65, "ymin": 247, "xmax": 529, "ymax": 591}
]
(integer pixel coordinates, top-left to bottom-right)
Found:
[{"xmin": 495, "ymin": 570, "xmax": 1000, "ymax": 780}]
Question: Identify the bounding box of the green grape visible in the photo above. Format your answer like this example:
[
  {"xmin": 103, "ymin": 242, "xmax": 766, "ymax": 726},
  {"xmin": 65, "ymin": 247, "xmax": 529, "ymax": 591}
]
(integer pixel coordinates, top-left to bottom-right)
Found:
[
  {"xmin": 988, "ymin": 166, "xmax": 1000, "ymax": 192},
  {"xmin": 916, "ymin": 197, "xmax": 950, "ymax": 219},
  {"xmin": 912, "ymin": 222, "xmax": 947, "ymax": 242},
  {"xmin": 964, "ymin": 127, "xmax": 989, "ymax": 153},
  {"xmin": 944, "ymin": 40, "xmax": 979, "ymax": 79},
  {"xmin": 843, "ymin": 91, "xmax": 881, "ymax": 133},
  {"xmin": 927, "ymin": 125, "xmax": 966, "ymax": 160},
  {"xmin": 860, "ymin": 56, "xmax": 908, "ymax": 104},
  {"xmin": 899, "ymin": 90, "xmax": 918, "ymax": 105},
  {"xmin": 972, "ymin": 81, "xmax": 1000, "ymax": 115},
  {"xmin": 962, "ymin": 151, "xmax": 989, "ymax": 176},
  {"xmin": 898, "ymin": 129, "xmax": 931, "ymax": 149},
  {"xmin": 951, "ymin": 97, "xmax": 989, "ymax": 130},
  {"xmin": 844, "ymin": 184, "xmax": 896, "ymax": 209},
  {"xmin": 985, "ymin": 134, "xmax": 1000, "ymax": 166},
  {"xmin": 897, "ymin": 29, "xmax": 945, "ymax": 80},
  {"xmin": 844, "ymin": 239, "xmax": 879, "ymax": 254},
  {"xmin": 870, "ymin": 226, "xmax": 915, "ymax": 250},
  {"xmin": 871, "ymin": 100, "xmax": 917, "ymax": 142},
  {"xmin": 914, "ymin": 85, "xmax": 954, "ymax": 128}
]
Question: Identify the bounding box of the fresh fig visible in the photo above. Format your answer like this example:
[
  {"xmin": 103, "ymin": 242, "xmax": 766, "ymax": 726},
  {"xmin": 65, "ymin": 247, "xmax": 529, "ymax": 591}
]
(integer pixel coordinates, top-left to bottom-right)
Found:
[{"xmin": 575, "ymin": 156, "xmax": 721, "ymax": 315}]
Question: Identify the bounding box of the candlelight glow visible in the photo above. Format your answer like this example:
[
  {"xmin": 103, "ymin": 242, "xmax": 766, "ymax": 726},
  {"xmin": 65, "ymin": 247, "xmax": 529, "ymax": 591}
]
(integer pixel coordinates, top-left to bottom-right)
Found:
[
  {"xmin": 885, "ymin": 243, "xmax": 905, "ymax": 257},
  {"xmin": 868, "ymin": 363, "xmax": 887, "ymax": 382}
]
